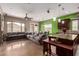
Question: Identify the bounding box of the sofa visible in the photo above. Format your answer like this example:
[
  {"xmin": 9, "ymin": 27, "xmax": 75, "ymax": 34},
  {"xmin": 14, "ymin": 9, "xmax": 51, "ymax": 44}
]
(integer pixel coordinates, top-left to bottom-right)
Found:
[
  {"xmin": 4, "ymin": 32, "xmax": 26, "ymax": 41},
  {"xmin": 3, "ymin": 32, "xmax": 48, "ymax": 45},
  {"xmin": 26, "ymin": 32, "xmax": 48, "ymax": 44},
  {"xmin": 0, "ymin": 36, "xmax": 3, "ymax": 45}
]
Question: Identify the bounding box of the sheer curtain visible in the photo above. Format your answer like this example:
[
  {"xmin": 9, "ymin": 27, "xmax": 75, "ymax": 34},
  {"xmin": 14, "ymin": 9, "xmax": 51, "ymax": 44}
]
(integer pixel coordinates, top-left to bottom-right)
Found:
[
  {"xmin": 7, "ymin": 22, "xmax": 25, "ymax": 32},
  {"xmin": 22, "ymin": 23, "xmax": 25, "ymax": 32},
  {"xmin": 13, "ymin": 22, "xmax": 21, "ymax": 32},
  {"xmin": 7, "ymin": 22, "xmax": 12, "ymax": 33}
]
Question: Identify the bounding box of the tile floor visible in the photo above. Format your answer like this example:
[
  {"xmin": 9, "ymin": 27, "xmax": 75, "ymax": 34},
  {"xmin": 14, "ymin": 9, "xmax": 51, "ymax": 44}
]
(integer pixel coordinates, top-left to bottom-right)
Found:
[
  {"xmin": 0, "ymin": 39, "xmax": 43, "ymax": 56},
  {"xmin": 0, "ymin": 39, "xmax": 79, "ymax": 56}
]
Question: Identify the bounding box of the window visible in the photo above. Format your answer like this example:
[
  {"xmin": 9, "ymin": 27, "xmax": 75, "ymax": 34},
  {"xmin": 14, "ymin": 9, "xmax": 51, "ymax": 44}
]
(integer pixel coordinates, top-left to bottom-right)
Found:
[
  {"xmin": 72, "ymin": 20, "xmax": 78, "ymax": 31},
  {"xmin": 1, "ymin": 20, "xmax": 4, "ymax": 31},
  {"xmin": 13, "ymin": 22, "xmax": 21, "ymax": 32},
  {"xmin": 43, "ymin": 24, "xmax": 52, "ymax": 33},
  {"xmin": 30, "ymin": 24, "xmax": 34, "ymax": 32},
  {"xmin": 7, "ymin": 22, "xmax": 25, "ymax": 33},
  {"xmin": 22, "ymin": 23, "xmax": 25, "ymax": 32},
  {"xmin": 30, "ymin": 23, "xmax": 38, "ymax": 32},
  {"xmin": 7, "ymin": 22, "xmax": 12, "ymax": 32},
  {"xmin": 34, "ymin": 24, "xmax": 38, "ymax": 32}
]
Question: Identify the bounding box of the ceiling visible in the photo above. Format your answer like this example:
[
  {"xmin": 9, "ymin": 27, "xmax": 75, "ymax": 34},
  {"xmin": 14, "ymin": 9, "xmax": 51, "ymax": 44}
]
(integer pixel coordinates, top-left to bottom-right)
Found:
[{"xmin": 0, "ymin": 3, "xmax": 79, "ymax": 22}]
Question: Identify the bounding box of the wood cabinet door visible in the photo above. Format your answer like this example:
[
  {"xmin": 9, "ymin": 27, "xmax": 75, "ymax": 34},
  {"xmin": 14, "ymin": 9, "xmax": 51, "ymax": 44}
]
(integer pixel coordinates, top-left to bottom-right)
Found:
[{"xmin": 58, "ymin": 19, "xmax": 70, "ymax": 30}]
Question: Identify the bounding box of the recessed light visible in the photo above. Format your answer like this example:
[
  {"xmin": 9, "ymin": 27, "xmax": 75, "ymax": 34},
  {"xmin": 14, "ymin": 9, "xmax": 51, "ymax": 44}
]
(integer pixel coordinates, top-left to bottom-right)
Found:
[
  {"xmin": 58, "ymin": 4, "xmax": 61, "ymax": 7},
  {"xmin": 77, "ymin": 7, "xmax": 79, "ymax": 9},
  {"xmin": 62, "ymin": 7, "xmax": 64, "ymax": 10},
  {"xmin": 47, "ymin": 9, "xmax": 50, "ymax": 13}
]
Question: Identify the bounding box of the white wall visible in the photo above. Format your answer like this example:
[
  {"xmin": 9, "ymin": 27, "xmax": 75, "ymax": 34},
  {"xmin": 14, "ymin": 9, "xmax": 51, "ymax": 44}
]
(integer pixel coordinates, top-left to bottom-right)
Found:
[
  {"xmin": 30, "ymin": 21, "xmax": 39, "ymax": 32},
  {"xmin": 26, "ymin": 20, "xmax": 39, "ymax": 32}
]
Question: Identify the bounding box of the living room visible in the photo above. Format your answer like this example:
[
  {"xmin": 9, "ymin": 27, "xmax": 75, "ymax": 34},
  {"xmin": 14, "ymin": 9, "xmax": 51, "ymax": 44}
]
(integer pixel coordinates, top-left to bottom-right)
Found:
[{"xmin": 0, "ymin": 3, "xmax": 79, "ymax": 56}]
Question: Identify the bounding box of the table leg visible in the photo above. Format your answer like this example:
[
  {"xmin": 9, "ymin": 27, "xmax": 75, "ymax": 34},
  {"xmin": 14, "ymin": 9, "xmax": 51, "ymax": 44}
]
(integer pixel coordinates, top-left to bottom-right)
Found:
[
  {"xmin": 48, "ymin": 44, "xmax": 51, "ymax": 56},
  {"xmin": 43, "ymin": 42, "xmax": 45, "ymax": 55},
  {"xmin": 43, "ymin": 42, "xmax": 49, "ymax": 56}
]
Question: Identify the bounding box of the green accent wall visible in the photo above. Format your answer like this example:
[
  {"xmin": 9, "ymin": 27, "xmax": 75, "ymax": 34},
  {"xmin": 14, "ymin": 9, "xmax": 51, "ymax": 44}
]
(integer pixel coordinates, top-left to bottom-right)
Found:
[
  {"xmin": 39, "ymin": 19, "xmax": 58, "ymax": 34},
  {"xmin": 52, "ymin": 19, "xmax": 58, "ymax": 34},
  {"xmin": 57, "ymin": 12, "xmax": 79, "ymax": 20},
  {"xmin": 39, "ymin": 12, "xmax": 79, "ymax": 34},
  {"xmin": 39, "ymin": 19, "xmax": 52, "ymax": 32}
]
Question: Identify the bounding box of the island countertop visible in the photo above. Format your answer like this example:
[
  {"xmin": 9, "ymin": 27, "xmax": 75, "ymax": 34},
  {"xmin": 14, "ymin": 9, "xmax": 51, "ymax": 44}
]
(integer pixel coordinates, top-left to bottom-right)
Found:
[{"xmin": 48, "ymin": 33, "xmax": 78, "ymax": 40}]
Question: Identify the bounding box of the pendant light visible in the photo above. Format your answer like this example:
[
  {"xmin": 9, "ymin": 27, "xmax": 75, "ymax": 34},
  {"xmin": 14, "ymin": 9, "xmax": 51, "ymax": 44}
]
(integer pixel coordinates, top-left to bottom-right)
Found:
[{"xmin": 57, "ymin": 4, "xmax": 61, "ymax": 23}]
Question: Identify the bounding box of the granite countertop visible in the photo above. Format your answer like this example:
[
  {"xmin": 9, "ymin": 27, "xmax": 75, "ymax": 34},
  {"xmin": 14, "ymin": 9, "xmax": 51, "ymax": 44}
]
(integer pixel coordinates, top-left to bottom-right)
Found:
[{"xmin": 49, "ymin": 33, "xmax": 78, "ymax": 40}]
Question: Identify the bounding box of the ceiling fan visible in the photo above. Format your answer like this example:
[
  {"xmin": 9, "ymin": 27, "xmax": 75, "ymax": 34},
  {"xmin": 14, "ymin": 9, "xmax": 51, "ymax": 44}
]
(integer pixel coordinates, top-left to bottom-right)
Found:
[{"xmin": 24, "ymin": 13, "xmax": 32, "ymax": 21}]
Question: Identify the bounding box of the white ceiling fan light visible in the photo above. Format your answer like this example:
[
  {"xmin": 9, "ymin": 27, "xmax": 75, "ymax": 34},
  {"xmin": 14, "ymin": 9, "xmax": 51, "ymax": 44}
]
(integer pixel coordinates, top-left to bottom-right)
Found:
[
  {"xmin": 47, "ymin": 9, "xmax": 50, "ymax": 13},
  {"xmin": 58, "ymin": 4, "xmax": 62, "ymax": 7},
  {"xmin": 47, "ymin": 8, "xmax": 51, "ymax": 14}
]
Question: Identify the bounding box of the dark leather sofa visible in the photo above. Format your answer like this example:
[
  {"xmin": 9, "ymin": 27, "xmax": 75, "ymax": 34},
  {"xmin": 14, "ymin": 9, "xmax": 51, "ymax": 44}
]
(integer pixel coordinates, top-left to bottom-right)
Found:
[{"xmin": 4, "ymin": 32, "xmax": 26, "ymax": 41}]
